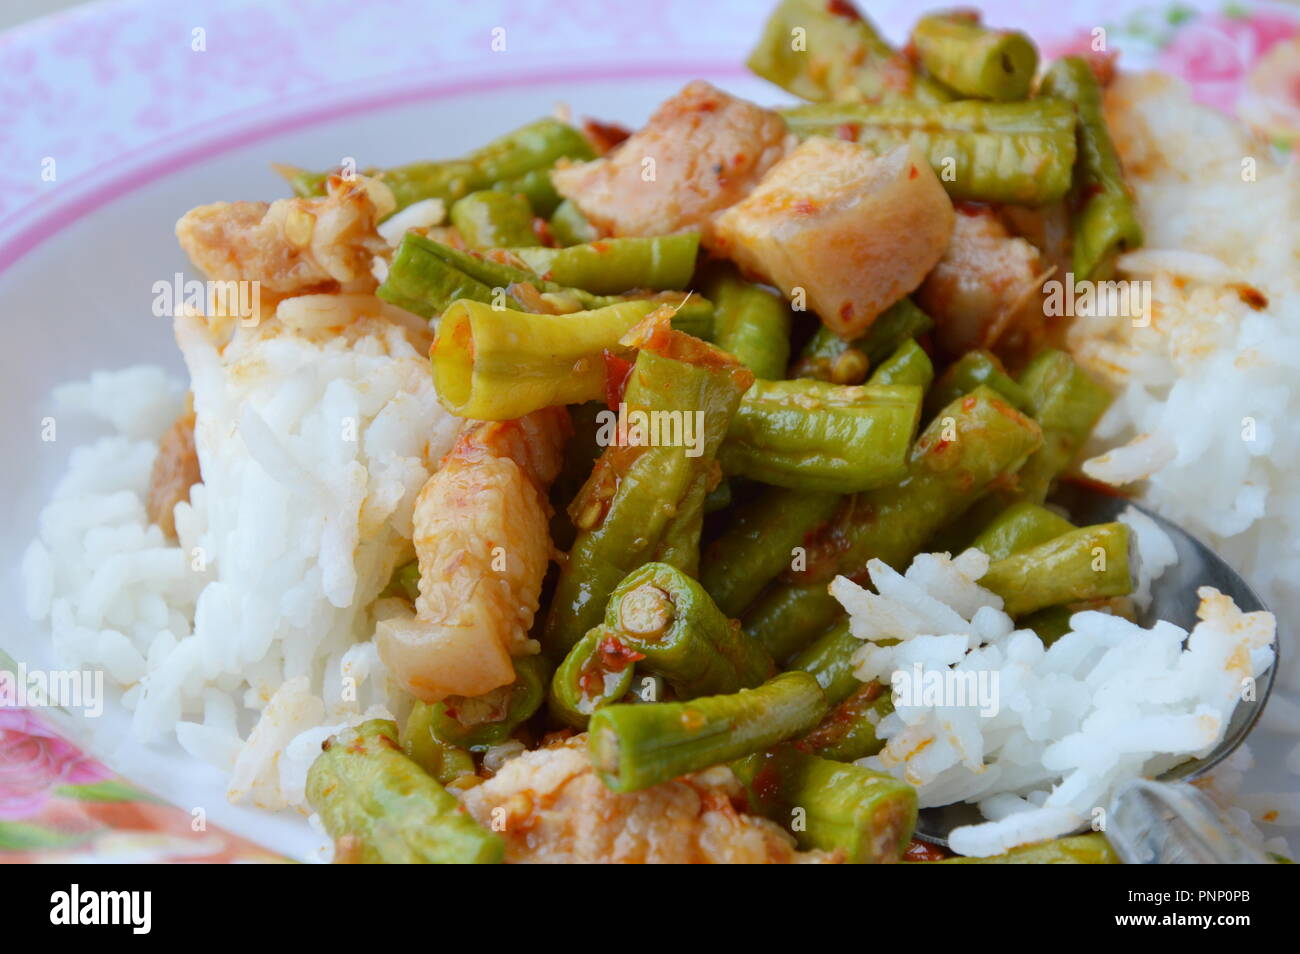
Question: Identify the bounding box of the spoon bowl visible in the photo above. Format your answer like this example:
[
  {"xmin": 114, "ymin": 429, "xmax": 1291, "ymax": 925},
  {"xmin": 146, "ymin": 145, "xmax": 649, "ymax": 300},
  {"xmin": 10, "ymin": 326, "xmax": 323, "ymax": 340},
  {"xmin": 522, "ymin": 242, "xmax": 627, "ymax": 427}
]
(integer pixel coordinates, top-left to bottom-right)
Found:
[{"xmin": 913, "ymin": 486, "xmax": 1278, "ymax": 846}]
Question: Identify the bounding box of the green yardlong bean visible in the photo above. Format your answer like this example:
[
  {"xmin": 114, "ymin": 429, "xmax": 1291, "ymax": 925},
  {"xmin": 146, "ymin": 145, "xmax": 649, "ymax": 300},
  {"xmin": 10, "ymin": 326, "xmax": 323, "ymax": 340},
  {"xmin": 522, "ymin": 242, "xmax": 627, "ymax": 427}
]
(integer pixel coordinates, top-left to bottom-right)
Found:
[
  {"xmin": 431, "ymin": 297, "xmax": 658, "ymax": 420},
  {"xmin": 981, "ymin": 521, "xmax": 1132, "ymax": 617},
  {"xmin": 781, "ymin": 98, "xmax": 1078, "ymax": 205},
  {"xmin": 283, "ymin": 117, "xmax": 594, "ymax": 214},
  {"xmin": 542, "ymin": 318, "xmax": 753, "ymax": 655},
  {"xmin": 969, "ymin": 501, "xmax": 1076, "ymax": 561},
  {"xmin": 701, "ymin": 266, "xmax": 794, "ymax": 380},
  {"xmin": 1040, "ymin": 57, "xmax": 1144, "ymax": 280},
  {"xmin": 743, "ymin": 386, "xmax": 1043, "ymax": 658},
  {"xmin": 306, "ymin": 719, "xmax": 503, "ymax": 864},
  {"xmin": 399, "ymin": 708, "xmax": 477, "ymax": 785},
  {"xmin": 929, "ymin": 833, "xmax": 1119, "ymax": 864},
  {"xmin": 548, "ymin": 198, "xmax": 600, "ymax": 246},
  {"xmin": 911, "ymin": 13, "xmax": 1038, "ymax": 101},
  {"xmin": 603, "ymin": 562, "xmax": 774, "ymax": 698},
  {"xmin": 789, "ymin": 619, "xmax": 863, "ymax": 706},
  {"xmin": 792, "ymin": 298, "xmax": 934, "ymax": 384},
  {"xmin": 587, "ymin": 672, "xmax": 827, "ymax": 792},
  {"xmin": 510, "ymin": 235, "xmax": 699, "ymax": 294},
  {"xmin": 449, "ymin": 190, "xmax": 537, "ymax": 249},
  {"xmin": 733, "ymin": 744, "xmax": 916, "ymax": 863},
  {"xmin": 719, "ymin": 381, "xmax": 923, "ymax": 494},
  {"xmin": 548, "ymin": 626, "xmax": 639, "ymax": 728},
  {"xmin": 866, "ymin": 339, "xmax": 935, "ymax": 390},
  {"xmin": 699, "ymin": 486, "xmax": 840, "ymax": 618},
  {"xmin": 924, "ymin": 350, "xmax": 1032, "ymax": 419},
  {"xmin": 800, "ymin": 683, "xmax": 895, "ymax": 762},
  {"xmin": 748, "ymin": 0, "xmax": 952, "ymax": 105},
  {"xmin": 418, "ymin": 655, "xmax": 550, "ymax": 751}
]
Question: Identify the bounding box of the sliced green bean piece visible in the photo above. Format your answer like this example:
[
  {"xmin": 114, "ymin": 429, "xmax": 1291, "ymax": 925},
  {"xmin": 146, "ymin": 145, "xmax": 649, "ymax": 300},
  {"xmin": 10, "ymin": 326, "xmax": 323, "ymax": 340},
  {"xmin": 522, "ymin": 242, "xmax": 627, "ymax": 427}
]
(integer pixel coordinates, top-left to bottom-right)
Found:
[
  {"xmin": 400, "ymin": 707, "xmax": 476, "ymax": 785},
  {"xmin": 1013, "ymin": 348, "xmax": 1113, "ymax": 503},
  {"xmin": 781, "ymin": 98, "xmax": 1077, "ymax": 205},
  {"xmin": 801, "ymin": 682, "xmax": 895, "ymax": 762},
  {"xmin": 866, "ymin": 339, "xmax": 935, "ymax": 390},
  {"xmin": 743, "ymin": 386, "xmax": 1043, "ymax": 657},
  {"xmin": 703, "ymin": 478, "xmax": 732, "ymax": 514},
  {"xmin": 543, "ymin": 320, "xmax": 753, "ymax": 655},
  {"xmin": 981, "ymin": 522, "xmax": 1132, "ymax": 617},
  {"xmin": 432, "ymin": 298, "xmax": 658, "ymax": 419},
  {"xmin": 700, "ymin": 486, "xmax": 840, "ymax": 619},
  {"xmin": 969, "ymin": 501, "xmax": 1077, "ymax": 561},
  {"xmin": 386, "ymin": 233, "xmax": 716, "ymax": 336},
  {"xmin": 604, "ymin": 562, "xmax": 774, "ymax": 698},
  {"xmin": 588, "ymin": 672, "xmax": 827, "ymax": 793},
  {"xmin": 377, "ymin": 233, "xmax": 505, "ymax": 318},
  {"xmin": 421, "ymin": 655, "xmax": 550, "ymax": 751},
  {"xmin": 548, "ymin": 626, "xmax": 639, "ymax": 729},
  {"xmin": 733, "ymin": 744, "xmax": 916, "ymax": 863},
  {"xmin": 548, "ymin": 198, "xmax": 600, "ymax": 246},
  {"xmin": 789, "ymin": 619, "xmax": 861, "ymax": 705},
  {"xmin": 306, "ymin": 719, "xmax": 503, "ymax": 864},
  {"xmin": 743, "ymin": 581, "xmax": 844, "ymax": 663},
  {"xmin": 449, "ymin": 190, "xmax": 537, "ymax": 249},
  {"xmin": 911, "ymin": 13, "xmax": 1038, "ymax": 101},
  {"xmin": 1019, "ymin": 604, "xmax": 1076, "ymax": 646},
  {"xmin": 720, "ymin": 381, "xmax": 923, "ymax": 494},
  {"xmin": 946, "ymin": 347, "xmax": 1112, "ymax": 545},
  {"xmin": 510, "ymin": 234, "xmax": 699, "ymax": 295},
  {"xmin": 792, "ymin": 298, "xmax": 933, "ymax": 384},
  {"xmin": 701, "ymin": 265, "xmax": 793, "ymax": 380},
  {"xmin": 747, "ymin": 0, "xmax": 952, "ymax": 105},
  {"xmin": 1040, "ymin": 57, "xmax": 1144, "ymax": 279},
  {"xmin": 282, "ymin": 117, "xmax": 594, "ymax": 214},
  {"xmin": 924, "ymin": 350, "xmax": 1032, "ymax": 419},
  {"xmin": 495, "ymin": 165, "xmax": 563, "ymax": 217}
]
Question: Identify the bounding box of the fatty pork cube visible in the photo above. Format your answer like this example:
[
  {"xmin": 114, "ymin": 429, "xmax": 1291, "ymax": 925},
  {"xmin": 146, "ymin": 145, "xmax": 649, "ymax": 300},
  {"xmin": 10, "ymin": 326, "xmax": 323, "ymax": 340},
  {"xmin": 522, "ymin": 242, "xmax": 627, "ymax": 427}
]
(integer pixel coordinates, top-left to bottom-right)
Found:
[
  {"xmin": 712, "ymin": 138, "xmax": 954, "ymax": 339},
  {"xmin": 551, "ymin": 81, "xmax": 793, "ymax": 247},
  {"xmin": 915, "ymin": 206, "xmax": 1046, "ymax": 356}
]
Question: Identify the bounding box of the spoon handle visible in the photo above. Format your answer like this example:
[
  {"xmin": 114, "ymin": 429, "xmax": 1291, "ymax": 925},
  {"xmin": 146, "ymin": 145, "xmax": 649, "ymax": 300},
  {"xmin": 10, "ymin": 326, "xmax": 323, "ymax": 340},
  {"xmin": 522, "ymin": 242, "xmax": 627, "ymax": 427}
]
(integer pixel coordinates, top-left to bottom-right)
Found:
[{"xmin": 1106, "ymin": 778, "xmax": 1270, "ymax": 864}]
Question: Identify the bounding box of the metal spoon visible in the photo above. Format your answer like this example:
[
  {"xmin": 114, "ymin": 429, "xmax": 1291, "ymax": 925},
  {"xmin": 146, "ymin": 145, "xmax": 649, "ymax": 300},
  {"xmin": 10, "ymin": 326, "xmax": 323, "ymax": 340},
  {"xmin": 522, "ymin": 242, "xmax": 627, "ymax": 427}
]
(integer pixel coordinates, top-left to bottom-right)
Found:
[{"xmin": 912, "ymin": 486, "xmax": 1278, "ymax": 858}]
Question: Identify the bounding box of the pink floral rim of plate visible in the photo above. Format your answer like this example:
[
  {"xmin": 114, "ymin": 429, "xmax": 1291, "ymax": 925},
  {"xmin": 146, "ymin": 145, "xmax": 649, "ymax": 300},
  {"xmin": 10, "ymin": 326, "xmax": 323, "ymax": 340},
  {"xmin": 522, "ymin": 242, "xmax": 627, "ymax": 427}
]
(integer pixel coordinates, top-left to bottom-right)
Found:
[
  {"xmin": 0, "ymin": 709, "xmax": 284, "ymax": 863},
  {"xmin": 2, "ymin": 0, "xmax": 1298, "ymax": 864}
]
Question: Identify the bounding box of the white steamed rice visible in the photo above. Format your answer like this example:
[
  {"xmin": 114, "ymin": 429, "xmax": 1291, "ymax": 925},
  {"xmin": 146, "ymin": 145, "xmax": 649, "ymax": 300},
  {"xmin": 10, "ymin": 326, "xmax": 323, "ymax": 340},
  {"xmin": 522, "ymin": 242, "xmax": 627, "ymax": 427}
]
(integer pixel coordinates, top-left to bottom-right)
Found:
[
  {"xmin": 22, "ymin": 301, "xmax": 460, "ymax": 810},
  {"xmin": 1069, "ymin": 71, "xmax": 1300, "ymax": 694},
  {"xmin": 831, "ymin": 545, "xmax": 1276, "ymax": 857}
]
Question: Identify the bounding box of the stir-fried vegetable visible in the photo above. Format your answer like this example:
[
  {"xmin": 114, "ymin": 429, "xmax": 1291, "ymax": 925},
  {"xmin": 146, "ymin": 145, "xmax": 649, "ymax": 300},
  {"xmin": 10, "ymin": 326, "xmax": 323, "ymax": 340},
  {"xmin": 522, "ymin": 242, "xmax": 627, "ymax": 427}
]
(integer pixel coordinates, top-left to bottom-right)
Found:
[
  {"xmin": 449, "ymin": 189, "xmax": 537, "ymax": 249},
  {"xmin": 277, "ymin": 0, "xmax": 1164, "ymax": 865},
  {"xmin": 720, "ymin": 380, "xmax": 923, "ymax": 494},
  {"xmin": 602, "ymin": 562, "xmax": 775, "ymax": 697},
  {"xmin": 734, "ymin": 744, "xmax": 916, "ymax": 863},
  {"xmin": 306, "ymin": 720, "xmax": 503, "ymax": 864},
  {"xmin": 431, "ymin": 298, "xmax": 658, "ymax": 420},
  {"xmin": 542, "ymin": 313, "xmax": 754, "ymax": 656},
  {"xmin": 282, "ymin": 116, "xmax": 594, "ymax": 214},
  {"xmin": 748, "ymin": 0, "xmax": 952, "ymax": 105},
  {"xmin": 910, "ymin": 12, "xmax": 1038, "ymax": 102},
  {"xmin": 782, "ymin": 98, "xmax": 1078, "ymax": 205},
  {"xmin": 588, "ymin": 672, "xmax": 828, "ymax": 792},
  {"xmin": 1040, "ymin": 57, "xmax": 1145, "ymax": 279}
]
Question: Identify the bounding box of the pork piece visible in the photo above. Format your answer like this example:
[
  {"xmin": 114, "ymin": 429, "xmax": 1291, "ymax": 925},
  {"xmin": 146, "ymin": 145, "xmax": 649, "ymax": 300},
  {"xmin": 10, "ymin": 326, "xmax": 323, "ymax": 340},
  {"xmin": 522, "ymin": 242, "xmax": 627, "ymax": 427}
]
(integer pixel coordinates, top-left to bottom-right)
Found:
[
  {"xmin": 460, "ymin": 736, "xmax": 837, "ymax": 864},
  {"xmin": 915, "ymin": 205, "xmax": 1047, "ymax": 356},
  {"xmin": 712, "ymin": 138, "xmax": 953, "ymax": 339},
  {"xmin": 551, "ymin": 81, "xmax": 793, "ymax": 247},
  {"xmin": 175, "ymin": 175, "xmax": 390, "ymax": 295},
  {"xmin": 376, "ymin": 409, "xmax": 570, "ymax": 703},
  {"xmin": 146, "ymin": 401, "xmax": 200, "ymax": 540}
]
